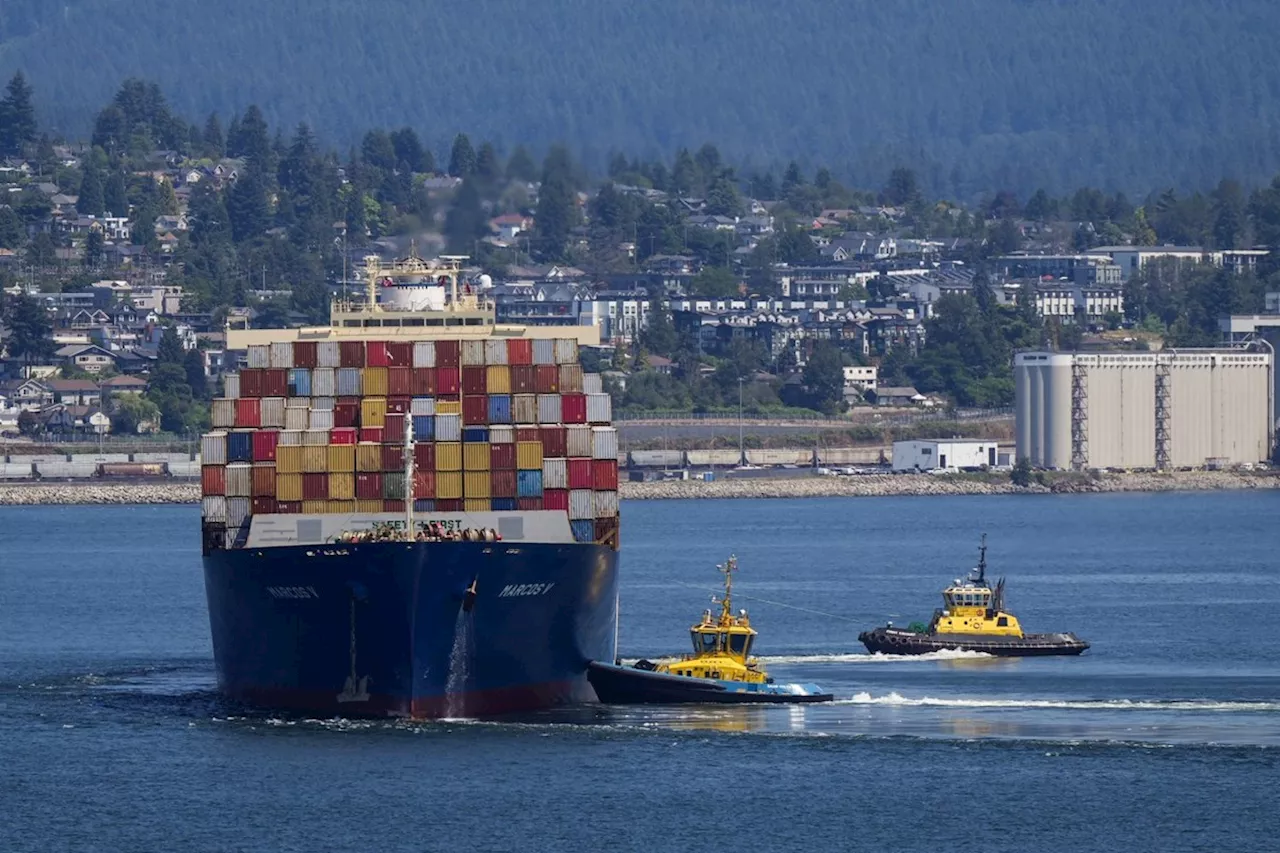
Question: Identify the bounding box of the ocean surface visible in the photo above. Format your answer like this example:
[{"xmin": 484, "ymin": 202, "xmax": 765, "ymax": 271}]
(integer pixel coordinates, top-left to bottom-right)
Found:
[{"xmin": 2, "ymin": 492, "xmax": 1278, "ymax": 852}]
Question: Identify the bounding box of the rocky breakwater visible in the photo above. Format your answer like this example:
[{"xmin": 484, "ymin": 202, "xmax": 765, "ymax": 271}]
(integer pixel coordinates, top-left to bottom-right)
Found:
[{"xmin": 0, "ymin": 482, "xmax": 201, "ymax": 506}]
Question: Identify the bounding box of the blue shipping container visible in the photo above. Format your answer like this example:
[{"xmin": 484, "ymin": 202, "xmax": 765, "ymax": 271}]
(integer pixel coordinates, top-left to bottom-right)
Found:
[
  {"xmin": 516, "ymin": 469, "xmax": 543, "ymax": 498},
  {"xmin": 570, "ymin": 520, "xmax": 595, "ymax": 543},
  {"xmin": 288, "ymin": 368, "xmax": 312, "ymax": 397},
  {"xmin": 227, "ymin": 431, "xmax": 254, "ymax": 462},
  {"xmin": 335, "ymin": 367, "xmax": 362, "ymax": 396},
  {"xmin": 412, "ymin": 415, "xmax": 435, "ymax": 441},
  {"xmin": 413, "ymin": 499, "xmax": 435, "ymax": 513},
  {"xmin": 491, "ymin": 498, "xmax": 517, "ymax": 512},
  {"xmin": 487, "ymin": 394, "xmax": 513, "ymax": 424},
  {"xmin": 462, "ymin": 427, "xmax": 489, "ymax": 443}
]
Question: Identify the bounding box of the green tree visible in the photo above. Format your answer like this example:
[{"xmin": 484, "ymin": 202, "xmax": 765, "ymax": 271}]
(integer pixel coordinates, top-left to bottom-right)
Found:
[
  {"xmin": 202, "ymin": 112, "xmax": 225, "ymax": 158},
  {"xmin": 104, "ymin": 172, "xmax": 129, "ymax": 217},
  {"xmin": 705, "ymin": 174, "xmax": 743, "ymax": 217},
  {"xmin": 448, "ymin": 133, "xmax": 476, "ymax": 177},
  {"xmin": 505, "ymin": 145, "xmax": 537, "ymax": 182},
  {"xmin": 532, "ymin": 146, "xmax": 576, "ymax": 261},
  {"xmin": 390, "ymin": 127, "xmax": 430, "ymax": 172},
  {"xmin": 2, "ymin": 292, "xmax": 55, "ymax": 364},
  {"xmin": 227, "ymin": 164, "xmax": 271, "ymax": 242},
  {"xmin": 443, "ymin": 179, "xmax": 487, "ymax": 255},
  {"xmin": 108, "ymin": 394, "xmax": 161, "ymax": 435},
  {"xmin": 1010, "ymin": 456, "xmax": 1033, "ymax": 487},
  {"xmin": 0, "ymin": 72, "xmax": 38, "ymax": 157},
  {"xmin": 0, "ymin": 206, "xmax": 25, "ymax": 249},
  {"xmin": 641, "ymin": 293, "xmax": 678, "ymax": 355},
  {"xmin": 83, "ymin": 229, "xmax": 104, "ymax": 268},
  {"xmin": 803, "ymin": 341, "xmax": 846, "ymax": 415},
  {"xmin": 78, "ymin": 163, "xmax": 106, "ymax": 216},
  {"xmin": 689, "ymin": 266, "xmax": 739, "ymax": 298}
]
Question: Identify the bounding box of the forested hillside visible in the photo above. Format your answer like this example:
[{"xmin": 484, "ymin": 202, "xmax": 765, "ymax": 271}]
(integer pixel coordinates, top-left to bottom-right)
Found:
[{"xmin": 2, "ymin": 1, "xmax": 1280, "ymax": 197}]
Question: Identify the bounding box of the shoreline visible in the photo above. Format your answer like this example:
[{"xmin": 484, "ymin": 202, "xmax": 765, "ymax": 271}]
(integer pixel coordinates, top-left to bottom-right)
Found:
[{"xmin": 0, "ymin": 470, "xmax": 1275, "ymax": 506}]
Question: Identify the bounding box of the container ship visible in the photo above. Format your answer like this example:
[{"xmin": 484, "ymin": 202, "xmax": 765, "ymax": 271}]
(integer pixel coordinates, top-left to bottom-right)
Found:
[{"xmin": 198, "ymin": 254, "xmax": 620, "ymax": 718}]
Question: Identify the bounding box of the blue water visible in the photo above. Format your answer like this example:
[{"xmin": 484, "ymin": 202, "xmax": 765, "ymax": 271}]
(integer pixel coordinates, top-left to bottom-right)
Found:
[{"xmin": 2, "ymin": 493, "xmax": 1279, "ymax": 852}]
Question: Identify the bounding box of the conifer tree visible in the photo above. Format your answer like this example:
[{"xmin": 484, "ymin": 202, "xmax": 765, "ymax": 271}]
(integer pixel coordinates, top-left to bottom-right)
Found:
[
  {"xmin": 202, "ymin": 113, "xmax": 224, "ymax": 158},
  {"xmin": 0, "ymin": 72, "xmax": 38, "ymax": 157},
  {"xmin": 448, "ymin": 133, "xmax": 476, "ymax": 177},
  {"xmin": 78, "ymin": 164, "xmax": 106, "ymax": 216}
]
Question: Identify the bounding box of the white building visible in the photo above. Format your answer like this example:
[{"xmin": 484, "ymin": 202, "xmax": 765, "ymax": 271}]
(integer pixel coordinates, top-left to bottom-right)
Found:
[
  {"xmin": 842, "ymin": 365, "xmax": 878, "ymax": 392},
  {"xmin": 892, "ymin": 439, "xmax": 1000, "ymax": 472}
]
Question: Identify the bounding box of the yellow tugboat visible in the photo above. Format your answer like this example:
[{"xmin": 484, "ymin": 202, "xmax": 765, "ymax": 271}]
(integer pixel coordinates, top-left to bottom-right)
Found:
[
  {"xmin": 587, "ymin": 556, "xmax": 832, "ymax": 704},
  {"xmin": 859, "ymin": 535, "xmax": 1089, "ymax": 657}
]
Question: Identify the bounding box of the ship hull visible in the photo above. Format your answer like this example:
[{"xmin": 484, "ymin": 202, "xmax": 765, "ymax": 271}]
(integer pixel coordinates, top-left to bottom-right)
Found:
[
  {"xmin": 858, "ymin": 628, "xmax": 1089, "ymax": 657},
  {"xmin": 586, "ymin": 662, "xmax": 832, "ymax": 705},
  {"xmin": 202, "ymin": 540, "xmax": 619, "ymax": 718}
]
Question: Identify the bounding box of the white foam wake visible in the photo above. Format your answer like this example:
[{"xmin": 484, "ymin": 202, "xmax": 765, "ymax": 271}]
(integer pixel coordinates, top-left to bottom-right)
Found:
[{"xmin": 833, "ymin": 692, "xmax": 1280, "ymax": 712}]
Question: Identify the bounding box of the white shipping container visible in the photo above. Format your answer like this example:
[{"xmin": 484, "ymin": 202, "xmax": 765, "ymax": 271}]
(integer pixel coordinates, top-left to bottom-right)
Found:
[
  {"xmin": 285, "ymin": 396, "xmax": 310, "ymax": 408},
  {"xmin": 585, "ymin": 393, "xmax": 612, "ymax": 424},
  {"xmin": 269, "ymin": 342, "xmax": 294, "ymax": 369},
  {"xmin": 201, "ymin": 495, "xmax": 227, "ymax": 523},
  {"xmin": 629, "ymin": 450, "xmax": 684, "ymax": 468},
  {"xmin": 512, "ymin": 394, "xmax": 538, "ymax": 423},
  {"xmin": 568, "ymin": 488, "xmax": 595, "ymax": 520},
  {"xmin": 310, "ymin": 396, "xmax": 335, "ymax": 411},
  {"xmin": 489, "ymin": 425, "xmax": 514, "ymax": 444},
  {"xmin": 335, "ymin": 368, "xmax": 362, "ymax": 396},
  {"xmin": 223, "ymin": 373, "xmax": 241, "ymax": 400},
  {"xmin": 566, "ymin": 425, "xmax": 593, "ymax": 458},
  {"xmin": 311, "ymin": 368, "xmax": 336, "ymax": 397},
  {"xmin": 592, "ymin": 490, "xmax": 619, "ymax": 518},
  {"xmin": 542, "ymin": 457, "xmax": 568, "ymax": 490},
  {"xmin": 303, "ymin": 428, "xmax": 330, "ymax": 446},
  {"xmin": 317, "ymin": 341, "xmax": 341, "ymax": 368},
  {"xmin": 532, "ymin": 339, "xmax": 555, "ymax": 365},
  {"xmin": 412, "ymin": 341, "xmax": 436, "ymax": 368},
  {"xmin": 260, "ymin": 397, "xmax": 286, "ymax": 428},
  {"xmin": 537, "ymin": 394, "xmax": 562, "ymax": 425},
  {"xmin": 201, "ymin": 431, "xmax": 228, "ymax": 465},
  {"xmin": 461, "ymin": 340, "xmax": 486, "ymax": 366},
  {"xmin": 227, "ymin": 497, "xmax": 251, "ymax": 528},
  {"xmin": 410, "ymin": 397, "xmax": 436, "ymax": 416},
  {"xmin": 484, "ymin": 339, "xmax": 508, "ymax": 365},
  {"xmin": 284, "ymin": 407, "xmax": 309, "ymax": 431},
  {"xmin": 225, "ymin": 463, "xmax": 253, "ymax": 497},
  {"xmin": 246, "ymin": 344, "xmax": 270, "ymax": 369},
  {"xmin": 435, "ymin": 413, "xmax": 462, "ymax": 442},
  {"xmin": 211, "ymin": 399, "xmax": 236, "ymax": 428},
  {"xmin": 278, "ymin": 430, "xmax": 304, "ymax": 446},
  {"xmin": 583, "ymin": 373, "xmax": 603, "ymax": 394},
  {"xmin": 591, "ymin": 426, "xmax": 619, "ymax": 460},
  {"xmin": 553, "ymin": 338, "xmax": 577, "ymax": 364},
  {"xmin": 309, "ymin": 409, "xmax": 335, "ymax": 431}
]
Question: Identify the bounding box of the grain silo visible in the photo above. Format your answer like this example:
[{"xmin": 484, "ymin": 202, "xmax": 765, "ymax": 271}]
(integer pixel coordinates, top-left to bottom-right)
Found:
[{"xmin": 1013, "ymin": 348, "xmax": 1274, "ymax": 470}]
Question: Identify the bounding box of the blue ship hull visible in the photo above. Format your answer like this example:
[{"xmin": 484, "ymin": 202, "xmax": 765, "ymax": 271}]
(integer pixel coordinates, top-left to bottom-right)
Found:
[{"xmin": 202, "ymin": 540, "xmax": 620, "ymax": 718}]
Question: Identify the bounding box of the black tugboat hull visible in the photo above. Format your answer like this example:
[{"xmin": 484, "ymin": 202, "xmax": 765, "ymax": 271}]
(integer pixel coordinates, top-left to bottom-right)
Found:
[
  {"xmin": 586, "ymin": 662, "xmax": 833, "ymax": 704},
  {"xmin": 858, "ymin": 628, "xmax": 1089, "ymax": 657}
]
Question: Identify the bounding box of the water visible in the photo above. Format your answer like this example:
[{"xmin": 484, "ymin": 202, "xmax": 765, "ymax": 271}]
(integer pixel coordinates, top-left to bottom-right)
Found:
[
  {"xmin": 2, "ymin": 493, "xmax": 1278, "ymax": 852},
  {"xmin": 444, "ymin": 611, "xmax": 473, "ymax": 719}
]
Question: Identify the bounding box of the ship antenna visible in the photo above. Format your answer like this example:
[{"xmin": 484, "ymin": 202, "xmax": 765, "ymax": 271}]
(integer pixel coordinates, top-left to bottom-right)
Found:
[
  {"xmin": 718, "ymin": 555, "xmax": 737, "ymax": 622},
  {"xmin": 404, "ymin": 407, "xmax": 414, "ymax": 541},
  {"xmin": 976, "ymin": 533, "xmax": 988, "ymax": 583}
]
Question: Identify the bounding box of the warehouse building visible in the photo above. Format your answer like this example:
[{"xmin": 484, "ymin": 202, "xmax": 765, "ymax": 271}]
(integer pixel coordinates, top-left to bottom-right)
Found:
[
  {"xmin": 892, "ymin": 439, "xmax": 1000, "ymax": 472},
  {"xmin": 1014, "ymin": 349, "xmax": 1274, "ymax": 470}
]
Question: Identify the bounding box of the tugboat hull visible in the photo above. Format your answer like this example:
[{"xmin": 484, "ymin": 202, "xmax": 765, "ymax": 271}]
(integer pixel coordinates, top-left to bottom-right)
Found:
[
  {"xmin": 587, "ymin": 661, "xmax": 832, "ymax": 704},
  {"xmin": 858, "ymin": 628, "xmax": 1089, "ymax": 657}
]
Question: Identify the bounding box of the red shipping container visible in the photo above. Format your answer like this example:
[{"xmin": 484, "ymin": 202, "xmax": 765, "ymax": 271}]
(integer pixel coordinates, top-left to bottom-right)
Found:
[
  {"xmin": 293, "ymin": 341, "xmax": 318, "ymax": 368},
  {"xmin": 435, "ymin": 498, "xmax": 464, "ymax": 512},
  {"xmin": 387, "ymin": 367, "xmax": 412, "ymax": 396},
  {"xmin": 411, "ymin": 367, "xmax": 436, "ymax": 395},
  {"xmin": 384, "ymin": 413, "xmax": 406, "ymax": 443},
  {"xmin": 252, "ymin": 496, "xmax": 277, "ymax": 515},
  {"xmin": 366, "ymin": 340, "xmax": 389, "ymax": 367},
  {"xmin": 360, "ymin": 427, "xmax": 385, "ymax": 443},
  {"xmin": 386, "ymin": 396, "xmax": 411, "ymax": 415},
  {"xmin": 543, "ymin": 489, "xmax": 569, "ymax": 511},
  {"xmin": 511, "ymin": 365, "xmax": 536, "ymax": 393},
  {"xmin": 302, "ymin": 473, "xmax": 328, "ymax": 501},
  {"xmin": 507, "ymin": 339, "xmax": 533, "ymax": 365},
  {"xmin": 251, "ymin": 430, "xmax": 279, "ymax": 462},
  {"xmin": 275, "ymin": 501, "xmax": 302, "ymax": 514},
  {"xmin": 239, "ymin": 369, "xmax": 263, "ymax": 397},
  {"xmin": 561, "ymin": 394, "xmax": 587, "ymax": 424},
  {"xmin": 413, "ymin": 471, "xmax": 436, "ymax": 499},
  {"xmin": 356, "ymin": 472, "xmax": 383, "ymax": 499},
  {"xmin": 592, "ymin": 459, "xmax": 619, "ymax": 491},
  {"xmin": 594, "ymin": 517, "xmax": 619, "ymax": 543},
  {"xmin": 263, "ymin": 368, "xmax": 288, "ymax": 397},
  {"xmin": 384, "ymin": 499, "xmax": 406, "ymax": 513},
  {"xmin": 490, "ymin": 443, "xmax": 516, "ymax": 470},
  {"xmin": 201, "ymin": 465, "xmax": 225, "ymax": 496},
  {"xmin": 517, "ymin": 497, "xmax": 543, "ymax": 511},
  {"xmin": 252, "ymin": 466, "xmax": 276, "ymax": 497},
  {"xmin": 382, "ymin": 444, "xmax": 405, "ymax": 471},
  {"xmin": 235, "ymin": 398, "xmax": 261, "ymax": 427},
  {"xmin": 435, "ymin": 340, "xmax": 460, "ymax": 369},
  {"xmin": 330, "ymin": 427, "xmax": 357, "ymax": 445},
  {"xmin": 534, "ymin": 365, "xmax": 560, "ymax": 393},
  {"xmin": 339, "ymin": 340, "xmax": 365, "ymax": 367},
  {"xmin": 334, "ymin": 402, "xmax": 359, "ymax": 427},
  {"xmin": 436, "ymin": 367, "xmax": 461, "ymax": 395},
  {"xmin": 413, "ymin": 443, "xmax": 435, "ymax": 469},
  {"xmin": 462, "ymin": 395, "xmax": 489, "ymax": 426},
  {"xmin": 461, "ymin": 366, "xmax": 487, "ymax": 395},
  {"xmin": 386, "ymin": 341, "xmax": 412, "ymax": 367},
  {"xmin": 567, "ymin": 459, "xmax": 593, "ymax": 489},
  {"xmin": 516, "ymin": 426, "xmax": 540, "ymax": 442},
  {"xmin": 491, "ymin": 469, "xmax": 517, "ymax": 498},
  {"xmin": 540, "ymin": 426, "xmax": 567, "ymax": 458}
]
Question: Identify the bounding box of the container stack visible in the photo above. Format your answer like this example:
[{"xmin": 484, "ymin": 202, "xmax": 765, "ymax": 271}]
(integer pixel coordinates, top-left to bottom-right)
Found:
[{"xmin": 200, "ymin": 337, "xmax": 618, "ymax": 547}]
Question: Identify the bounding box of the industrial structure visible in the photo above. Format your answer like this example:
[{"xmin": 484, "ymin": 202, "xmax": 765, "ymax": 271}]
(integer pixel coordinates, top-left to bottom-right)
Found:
[
  {"xmin": 1014, "ymin": 348, "xmax": 1274, "ymax": 470},
  {"xmin": 891, "ymin": 439, "xmax": 1001, "ymax": 472}
]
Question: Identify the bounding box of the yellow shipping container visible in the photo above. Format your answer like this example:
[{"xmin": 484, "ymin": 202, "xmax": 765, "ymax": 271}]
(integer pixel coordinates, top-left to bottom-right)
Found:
[
  {"xmin": 435, "ymin": 399, "xmax": 461, "ymax": 415},
  {"xmin": 276, "ymin": 445, "xmax": 304, "ymax": 474},
  {"xmin": 356, "ymin": 499, "xmax": 384, "ymax": 514},
  {"xmin": 436, "ymin": 471, "xmax": 463, "ymax": 499},
  {"xmin": 363, "ymin": 367, "xmax": 389, "ymax": 396},
  {"xmin": 327, "ymin": 444, "xmax": 355, "ymax": 472},
  {"xmin": 486, "ymin": 365, "xmax": 512, "ymax": 394},
  {"xmin": 463, "ymin": 442, "xmax": 491, "ymax": 471},
  {"xmin": 464, "ymin": 497, "xmax": 491, "ymax": 513},
  {"xmin": 302, "ymin": 500, "xmax": 327, "ymax": 514},
  {"xmin": 327, "ymin": 500, "xmax": 356, "ymax": 514},
  {"xmin": 361, "ymin": 396, "xmax": 387, "ymax": 428},
  {"xmin": 302, "ymin": 445, "xmax": 327, "ymax": 473},
  {"xmin": 464, "ymin": 471, "xmax": 492, "ymax": 498},
  {"xmin": 328, "ymin": 472, "xmax": 356, "ymax": 500},
  {"xmin": 356, "ymin": 443, "xmax": 383, "ymax": 472},
  {"xmin": 276, "ymin": 473, "xmax": 303, "ymax": 502},
  {"xmin": 435, "ymin": 442, "xmax": 463, "ymax": 471},
  {"xmin": 516, "ymin": 440, "xmax": 544, "ymax": 470}
]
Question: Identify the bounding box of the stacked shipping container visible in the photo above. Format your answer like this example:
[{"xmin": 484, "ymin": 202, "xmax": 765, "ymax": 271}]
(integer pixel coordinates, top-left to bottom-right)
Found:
[{"xmin": 202, "ymin": 337, "xmax": 618, "ymax": 546}]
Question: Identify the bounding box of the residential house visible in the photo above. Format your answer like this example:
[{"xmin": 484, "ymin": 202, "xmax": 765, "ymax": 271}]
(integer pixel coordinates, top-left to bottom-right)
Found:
[
  {"xmin": 45, "ymin": 379, "xmax": 102, "ymax": 407},
  {"xmin": 489, "ymin": 213, "xmax": 532, "ymax": 241},
  {"xmin": 871, "ymin": 386, "xmax": 925, "ymax": 407},
  {"xmin": 53, "ymin": 344, "xmax": 117, "ymax": 374},
  {"xmin": 41, "ymin": 404, "xmax": 110, "ymax": 436},
  {"xmin": 0, "ymin": 378, "xmax": 53, "ymax": 411},
  {"xmin": 99, "ymin": 375, "xmax": 148, "ymax": 396},
  {"xmin": 644, "ymin": 355, "xmax": 675, "ymax": 375}
]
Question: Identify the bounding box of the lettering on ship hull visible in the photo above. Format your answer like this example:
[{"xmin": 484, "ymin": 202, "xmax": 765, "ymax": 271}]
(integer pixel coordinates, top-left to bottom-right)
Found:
[
  {"xmin": 267, "ymin": 586, "xmax": 319, "ymax": 600},
  {"xmin": 498, "ymin": 583, "xmax": 556, "ymax": 598}
]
